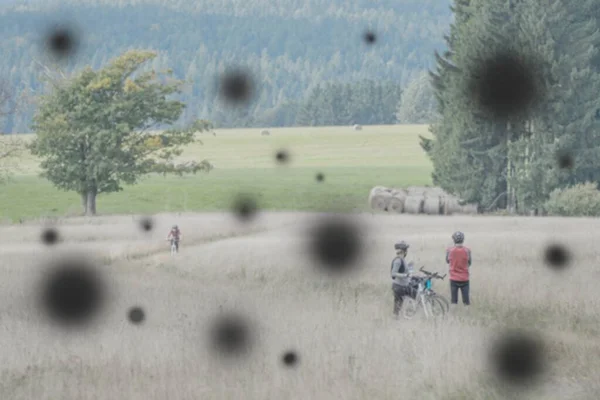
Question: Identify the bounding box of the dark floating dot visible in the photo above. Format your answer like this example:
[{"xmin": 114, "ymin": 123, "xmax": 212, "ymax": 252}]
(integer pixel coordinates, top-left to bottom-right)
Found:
[
  {"xmin": 308, "ymin": 216, "xmax": 363, "ymax": 275},
  {"xmin": 282, "ymin": 350, "xmax": 299, "ymax": 367},
  {"xmin": 490, "ymin": 331, "xmax": 546, "ymax": 386},
  {"xmin": 139, "ymin": 217, "xmax": 153, "ymax": 232},
  {"xmin": 469, "ymin": 50, "xmax": 540, "ymax": 120},
  {"xmin": 544, "ymin": 244, "xmax": 571, "ymax": 271},
  {"xmin": 315, "ymin": 172, "xmax": 325, "ymax": 182},
  {"xmin": 210, "ymin": 313, "xmax": 253, "ymax": 357},
  {"xmin": 41, "ymin": 227, "xmax": 60, "ymax": 245},
  {"xmin": 219, "ymin": 69, "xmax": 254, "ymax": 105},
  {"xmin": 128, "ymin": 306, "xmax": 145, "ymax": 324},
  {"xmin": 232, "ymin": 193, "xmax": 259, "ymax": 222},
  {"xmin": 363, "ymin": 30, "xmax": 377, "ymax": 44},
  {"xmin": 275, "ymin": 149, "xmax": 290, "ymax": 164},
  {"xmin": 39, "ymin": 257, "xmax": 106, "ymax": 327},
  {"xmin": 556, "ymin": 151, "xmax": 573, "ymax": 169},
  {"xmin": 45, "ymin": 25, "xmax": 78, "ymax": 60}
]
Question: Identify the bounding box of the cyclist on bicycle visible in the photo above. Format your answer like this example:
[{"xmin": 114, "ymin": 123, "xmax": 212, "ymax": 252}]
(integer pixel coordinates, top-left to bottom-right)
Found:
[
  {"xmin": 166, "ymin": 225, "xmax": 183, "ymax": 252},
  {"xmin": 391, "ymin": 240, "xmax": 416, "ymax": 317},
  {"xmin": 446, "ymin": 231, "xmax": 471, "ymax": 306}
]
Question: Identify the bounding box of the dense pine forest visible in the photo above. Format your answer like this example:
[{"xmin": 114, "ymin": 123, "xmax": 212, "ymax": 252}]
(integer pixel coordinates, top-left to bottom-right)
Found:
[{"xmin": 0, "ymin": 0, "xmax": 452, "ymax": 133}]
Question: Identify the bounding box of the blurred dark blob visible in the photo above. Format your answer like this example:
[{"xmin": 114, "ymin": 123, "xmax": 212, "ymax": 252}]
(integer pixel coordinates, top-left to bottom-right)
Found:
[
  {"xmin": 209, "ymin": 312, "xmax": 253, "ymax": 357},
  {"xmin": 307, "ymin": 215, "xmax": 363, "ymax": 275},
  {"xmin": 468, "ymin": 50, "xmax": 541, "ymax": 121},
  {"xmin": 38, "ymin": 256, "xmax": 106, "ymax": 328},
  {"xmin": 363, "ymin": 30, "xmax": 377, "ymax": 45},
  {"xmin": 128, "ymin": 306, "xmax": 145, "ymax": 324},
  {"xmin": 275, "ymin": 149, "xmax": 290, "ymax": 165},
  {"xmin": 490, "ymin": 330, "xmax": 546, "ymax": 387},
  {"xmin": 41, "ymin": 227, "xmax": 60, "ymax": 245},
  {"xmin": 44, "ymin": 23, "xmax": 80, "ymax": 61},
  {"xmin": 219, "ymin": 68, "xmax": 255, "ymax": 106},
  {"xmin": 556, "ymin": 151, "xmax": 574, "ymax": 170},
  {"xmin": 139, "ymin": 216, "xmax": 154, "ymax": 232},
  {"xmin": 316, "ymin": 172, "xmax": 325, "ymax": 182},
  {"xmin": 281, "ymin": 350, "xmax": 299, "ymax": 367},
  {"xmin": 544, "ymin": 244, "xmax": 571, "ymax": 271},
  {"xmin": 232, "ymin": 193, "xmax": 259, "ymax": 222}
]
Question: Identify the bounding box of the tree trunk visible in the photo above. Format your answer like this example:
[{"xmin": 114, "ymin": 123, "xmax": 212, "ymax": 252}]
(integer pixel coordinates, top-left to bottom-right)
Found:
[{"xmin": 81, "ymin": 188, "xmax": 97, "ymax": 216}]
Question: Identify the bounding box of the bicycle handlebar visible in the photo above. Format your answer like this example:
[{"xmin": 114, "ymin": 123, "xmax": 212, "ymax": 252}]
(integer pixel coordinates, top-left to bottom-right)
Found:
[{"xmin": 418, "ymin": 266, "xmax": 446, "ymax": 280}]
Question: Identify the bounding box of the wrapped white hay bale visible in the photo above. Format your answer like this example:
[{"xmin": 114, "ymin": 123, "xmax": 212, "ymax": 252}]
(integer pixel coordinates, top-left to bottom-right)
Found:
[
  {"xmin": 387, "ymin": 193, "xmax": 406, "ymax": 213},
  {"xmin": 443, "ymin": 196, "xmax": 462, "ymax": 215},
  {"xmin": 369, "ymin": 191, "xmax": 392, "ymax": 211},
  {"xmin": 261, "ymin": 130, "xmax": 270, "ymax": 136},
  {"xmin": 423, "ymin": 196, "xmax": 442, "ymax": 215},
  {"xmin": 353, "ymin": 124, "xmax": 362, "ymax": 130},
  {"xmin": 461, "ymin": 203, "xmax": 479, "ymax": 214},
  {"xmin": 404, "ymin": 195, "xmax": 425, "ymax": 214}
]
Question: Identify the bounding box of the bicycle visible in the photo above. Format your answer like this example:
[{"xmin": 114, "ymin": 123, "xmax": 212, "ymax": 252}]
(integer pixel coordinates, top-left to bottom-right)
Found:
[
  {"xmin": 167, "ymin": 238, "xmax": 179, "ymax": 255},
  {"xmin": 402, "ymin": 267, "xmax": 448, "ymax": 319}
]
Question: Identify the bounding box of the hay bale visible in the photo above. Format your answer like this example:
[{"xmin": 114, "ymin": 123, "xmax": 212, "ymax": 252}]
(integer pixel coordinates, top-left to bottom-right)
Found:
[
  {"xmin": 423, "ymin": 196, "xmax": 442, "ymax": 215},
  {"xmin": 404, "ymin": 195, "xmax": 425, "ymax": 214},
  {"xmin": 460, "ymin": 204, "xmax": 479, "ymax": 215},
  {"xmin": 353, "ymin": 124, "xmax": 362, "ymax": 130},
  {"xmin": 390, "ymin": 188, "xmax": 408, "ymax": 197},
  {"xmin": 443, "ymin": 196, "xmax": 462, "ymax": 215},
  {"xmin": 369, "ymin": 191, "xmax": 392, "ymax": 211},
  {"xmin": 370, "ymin": 186, "xmax": 388, "ymax": 198},
  {"xmin": 261, "ymin": 130, "xmax": 270, "ymax": 136},
  {"xmin": 387, "ymin": 193, "xmax": 406, "ymax": 213}
]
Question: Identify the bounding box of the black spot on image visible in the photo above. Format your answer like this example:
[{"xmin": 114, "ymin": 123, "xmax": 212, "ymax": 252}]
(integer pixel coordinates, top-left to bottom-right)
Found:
[
  {"xmin": 363, "ymin": 30, "xmax": 377, "ymax": 44},
  {"xmin": 556, "ymin": 151, "xmax": 574, "ymax": 169},
  {"xmin": 38, "ymin": 256, "xmax": 106, "ymax": 328},
  {"xmin": 139, "ymin": 216, "xmax": 153, "ymax": 232},
  {"xmin": 544, "ymin": 244, "xmax": 571, "ymax": 271},
  {"xmin": 232, "ymin": 193, "xmax": 259, "ymax": 222},
  {"xmin": 275, "ymin": 149, "xmax": 290, "ymax": 165},
  {"xmin": 468, "ymin": 50, "xmax": 541, "ymax": 120},
  {"xmin": 219, "ymin": 68, "xmax": 255, "ymax": 106},
  {"xmin": 316, "ymin": 172, "xmax": 325, "ymax": 182},
  {"xmin": 209, "ymin": 313, "xmax": 253, "ymax": 357},
  {"xmin": 44, "ymin": 24, "xmax": 80, "ymax": 61},
  {"xmin": 490, "ymin": 330, "xmax": 546, "ymax": 387},
  {"xmin": 41, "ymin": 227, "xmax": 60, "ymax": 245},
  {"xmin": 307, "ymin": 215, "xmax": 363, "ymax": 275},
  {"xmin": 281, "ymin": 350, "xmax": 299, "ymax": 367},
  {"xmin": 128, "ymin": 306, "xmax": 145, "ymax": 324}
]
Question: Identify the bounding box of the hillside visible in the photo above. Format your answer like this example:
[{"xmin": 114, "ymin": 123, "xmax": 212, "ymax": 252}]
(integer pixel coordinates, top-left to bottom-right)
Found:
[{"xmin": 0, "ymin": 0, "xmax": 452, "ymax": 133}]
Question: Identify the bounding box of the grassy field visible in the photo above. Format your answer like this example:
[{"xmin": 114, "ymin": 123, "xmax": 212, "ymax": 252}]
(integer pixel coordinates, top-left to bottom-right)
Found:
[
  {"xmin": 0, "ymin": 125, "xmax": 433, "ymax": 221},
  {"xmin": 1, "ymin": 212, "xmax": 599, "ymax": 400}
]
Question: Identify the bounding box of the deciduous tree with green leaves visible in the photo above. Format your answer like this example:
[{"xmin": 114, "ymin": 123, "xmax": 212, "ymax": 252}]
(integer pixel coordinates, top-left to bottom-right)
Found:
[{"xmin": 29, "ymin": 50, "xmax": 212, "ymax": 216}]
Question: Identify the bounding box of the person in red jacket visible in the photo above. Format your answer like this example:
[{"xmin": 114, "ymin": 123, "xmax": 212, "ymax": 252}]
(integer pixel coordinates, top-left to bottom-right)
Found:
[{"xmin": 446, "ymin": 231, "xmax": 471, "ymax": 305}]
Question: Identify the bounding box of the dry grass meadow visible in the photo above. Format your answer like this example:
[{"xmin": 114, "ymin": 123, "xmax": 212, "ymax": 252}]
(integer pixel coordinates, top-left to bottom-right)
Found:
[{"xmin": 1, "ymin": 211, "xmax": 600, "ymax": 400}]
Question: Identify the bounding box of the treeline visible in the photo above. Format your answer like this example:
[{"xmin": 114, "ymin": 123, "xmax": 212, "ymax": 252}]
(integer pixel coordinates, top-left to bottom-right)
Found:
[
  {"xmin": 424, "ymin": 0, "xmax": 600, "ymax": 214},
  {"xmin": 0, "ymin": 0, "xmax": 451, "ymax": 133}
]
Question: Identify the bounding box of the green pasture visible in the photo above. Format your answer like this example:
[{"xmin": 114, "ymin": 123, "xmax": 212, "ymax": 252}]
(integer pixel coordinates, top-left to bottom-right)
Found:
[{"xmin": 0, "ymin": 125, "xmax": 434, "ymax": 221}]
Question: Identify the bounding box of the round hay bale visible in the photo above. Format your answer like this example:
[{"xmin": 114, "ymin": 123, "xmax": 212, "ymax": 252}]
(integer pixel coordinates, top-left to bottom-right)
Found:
[
  {"xmin": 404, "ymin": 195, "xmax": 425, "ymax": 214},
  {"xmin": 443, "ymin": 196, "xmax": 462, "ymax": 215},
  {"xmin": 353, "ymin": 124, "xmax": 362, "ymax": 131},
  {"xmin": 461, "ymin": 203, "xmax": 479, "ymax": 215},
  {"xmin": 261, "ymin": 130, "xmax": 270, "ymax": 136},
  {"xmin": 370, "ymin": 186, "xmax": 388, "ymax": 198},
  {"xmin": 369, "ymin": 191, "xmax": 392, "ymax": 211},
  {"xmin": 423, "ymin": 196, "xmax": 442, "ymax": 215},
  {"xmin": 407, "ymin": 186, "xmax": 427, "ymax": 196},
  {"xmin": 387, "ymin": 193, "xmax": 406, "ymax": 213},
  {"xmin": 390, "ymin": 188, "xmax": 408, "ymax": 197}
]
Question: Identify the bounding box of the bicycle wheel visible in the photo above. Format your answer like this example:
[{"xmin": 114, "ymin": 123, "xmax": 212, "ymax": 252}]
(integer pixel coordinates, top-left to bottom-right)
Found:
[
  {"xmin": 402, "ymin": 297, "xmax": 419, "ymax": 320},
  {"xmin": 433, "ymin": 294, "xmax": 450, "ymax": 312},
  {"xmin": 428, "ymin": 296, "xmax": 446, "ymax": 318}
]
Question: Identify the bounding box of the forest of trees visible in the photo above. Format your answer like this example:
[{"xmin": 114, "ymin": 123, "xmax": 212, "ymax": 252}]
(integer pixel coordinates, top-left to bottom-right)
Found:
[
  {"xmin": 0, "ymin": 0, "xmax": 451, "ymax": 133},
  {"xmin": 423, "ymin": 0, "xmax": 600, "ymax": 214}
]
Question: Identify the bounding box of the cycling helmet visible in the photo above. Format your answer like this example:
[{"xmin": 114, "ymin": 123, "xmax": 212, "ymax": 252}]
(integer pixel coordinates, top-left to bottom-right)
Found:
[
  {"xmin": 394, "ymin": 240, "xmax": 410, "ymax": 251},
  {"xmin": 452, "ymin": 231, "xmax": 464, "ymax": 244},
  {"xmin": 172, "ymin": 225, "xmax": 178, "ymax": 230}
]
